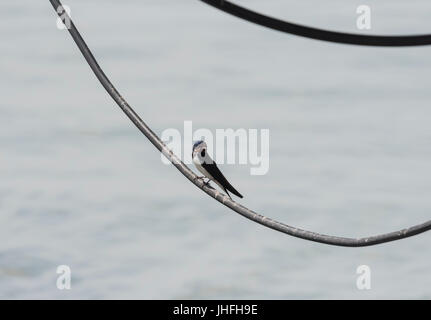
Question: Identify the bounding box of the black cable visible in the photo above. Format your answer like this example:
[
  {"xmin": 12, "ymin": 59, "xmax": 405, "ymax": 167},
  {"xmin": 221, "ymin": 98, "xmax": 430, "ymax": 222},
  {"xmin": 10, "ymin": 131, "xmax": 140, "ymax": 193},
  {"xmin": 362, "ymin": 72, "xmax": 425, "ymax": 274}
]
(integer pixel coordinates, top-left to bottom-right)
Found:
[
  {"xmin": 200, "ymin": 0, "xmax": 431, "ymax": 46},
  {"xmin": 48, "ymin": 0, "xmax": 431, "ymax": 246}
]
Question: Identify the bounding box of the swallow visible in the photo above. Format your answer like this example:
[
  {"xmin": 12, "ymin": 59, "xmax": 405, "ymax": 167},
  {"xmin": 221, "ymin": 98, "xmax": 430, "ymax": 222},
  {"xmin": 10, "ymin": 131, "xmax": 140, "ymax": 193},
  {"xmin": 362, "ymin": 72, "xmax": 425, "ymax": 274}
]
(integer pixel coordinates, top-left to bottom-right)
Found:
[{"xmin": 192, "ymin": 140, "xmax": 243, "ymax": 199}]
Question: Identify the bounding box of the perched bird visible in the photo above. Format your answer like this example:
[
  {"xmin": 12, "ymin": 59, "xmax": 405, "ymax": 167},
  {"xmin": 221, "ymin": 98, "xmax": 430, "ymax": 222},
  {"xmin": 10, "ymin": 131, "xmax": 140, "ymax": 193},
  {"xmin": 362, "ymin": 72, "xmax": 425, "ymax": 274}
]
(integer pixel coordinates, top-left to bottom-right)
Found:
[{"xmin": 192, "ymin": 140, "xmax": 243, "ymax": 199}]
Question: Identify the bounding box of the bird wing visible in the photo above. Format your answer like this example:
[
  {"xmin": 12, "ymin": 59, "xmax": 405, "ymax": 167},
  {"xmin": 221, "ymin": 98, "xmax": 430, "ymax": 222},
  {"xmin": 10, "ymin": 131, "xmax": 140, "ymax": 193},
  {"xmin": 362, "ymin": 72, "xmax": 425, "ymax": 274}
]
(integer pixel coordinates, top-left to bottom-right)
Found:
[{"xmin": 202, "ymin": 160, "xmax": 243, "ymax": 199}]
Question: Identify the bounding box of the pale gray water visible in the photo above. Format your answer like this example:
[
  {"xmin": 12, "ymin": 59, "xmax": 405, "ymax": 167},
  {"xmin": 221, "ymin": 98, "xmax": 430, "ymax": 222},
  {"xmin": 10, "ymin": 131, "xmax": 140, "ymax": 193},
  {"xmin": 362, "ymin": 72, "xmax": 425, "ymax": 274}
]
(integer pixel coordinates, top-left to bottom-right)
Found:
[{"xmin": 1, "ymin": 0, "xmax": 431, "ymax": 299}]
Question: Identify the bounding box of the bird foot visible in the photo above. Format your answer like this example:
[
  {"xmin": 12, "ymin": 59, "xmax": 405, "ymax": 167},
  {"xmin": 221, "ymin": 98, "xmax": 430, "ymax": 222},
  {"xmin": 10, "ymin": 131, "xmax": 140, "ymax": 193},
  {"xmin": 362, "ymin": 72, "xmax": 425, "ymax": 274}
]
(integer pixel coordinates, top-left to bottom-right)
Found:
[{"xmin": 195, "ymin": 176, "xmax": 211, "ymax": 187}]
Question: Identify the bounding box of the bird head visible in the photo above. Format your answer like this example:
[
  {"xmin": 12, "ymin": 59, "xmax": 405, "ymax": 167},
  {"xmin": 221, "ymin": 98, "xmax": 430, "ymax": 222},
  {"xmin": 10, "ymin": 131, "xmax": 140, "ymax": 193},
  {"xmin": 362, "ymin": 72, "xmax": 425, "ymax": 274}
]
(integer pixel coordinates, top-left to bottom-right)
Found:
[{"xmin": 192, "ymin": 140, "xmax": 207, "ymax": 163}]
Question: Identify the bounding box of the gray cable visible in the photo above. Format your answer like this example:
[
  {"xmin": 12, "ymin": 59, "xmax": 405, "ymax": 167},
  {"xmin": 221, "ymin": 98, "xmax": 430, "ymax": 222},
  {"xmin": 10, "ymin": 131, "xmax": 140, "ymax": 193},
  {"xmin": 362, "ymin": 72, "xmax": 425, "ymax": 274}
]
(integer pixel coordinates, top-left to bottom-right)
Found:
[{"xmin": 48, "ymin": 0, "xmax": 431, "ymax": 247}]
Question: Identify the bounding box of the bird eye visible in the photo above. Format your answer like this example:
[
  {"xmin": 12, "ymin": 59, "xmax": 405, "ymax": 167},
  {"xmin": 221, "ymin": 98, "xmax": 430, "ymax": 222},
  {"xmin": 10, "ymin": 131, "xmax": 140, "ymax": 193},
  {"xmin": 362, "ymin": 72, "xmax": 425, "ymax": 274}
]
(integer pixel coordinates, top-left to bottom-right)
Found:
[{"xmin": 201, "ymin": 150, "xmax": 206, "ymax": 157}]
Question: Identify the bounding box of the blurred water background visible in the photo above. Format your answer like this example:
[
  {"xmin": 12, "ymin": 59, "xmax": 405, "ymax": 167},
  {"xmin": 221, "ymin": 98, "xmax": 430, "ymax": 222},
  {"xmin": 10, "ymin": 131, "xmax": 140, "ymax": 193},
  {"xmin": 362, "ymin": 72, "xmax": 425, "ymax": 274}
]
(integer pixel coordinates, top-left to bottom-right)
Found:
[{"xmin": 1, "ymin": 0, "xmax": 431, "ymax": 299}]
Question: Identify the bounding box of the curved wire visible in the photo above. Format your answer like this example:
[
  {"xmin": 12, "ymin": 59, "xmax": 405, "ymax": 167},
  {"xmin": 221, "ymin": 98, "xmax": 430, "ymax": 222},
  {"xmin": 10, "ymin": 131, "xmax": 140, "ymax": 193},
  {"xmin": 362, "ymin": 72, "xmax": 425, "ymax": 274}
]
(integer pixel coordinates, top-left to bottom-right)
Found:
[
  {"xmin": 200, "ymin": 0, "xmax": 431, "ymax": 47},
  {"xmin": 49, "ymin": 0, "xmax": 431, "ymax": 247}
]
